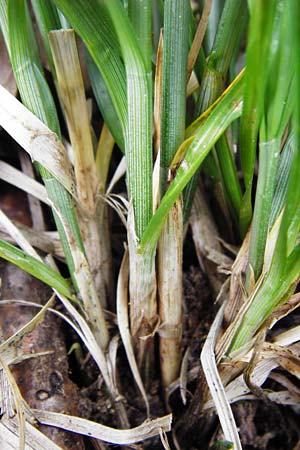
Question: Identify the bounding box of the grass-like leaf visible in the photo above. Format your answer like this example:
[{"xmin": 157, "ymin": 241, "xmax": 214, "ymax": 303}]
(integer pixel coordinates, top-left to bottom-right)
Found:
[
  {"xmin": 0, "ymin": 239, "xmax": 73, "ymax": 299},
  {"xmin": 239, "ymin": 0, "xmax": 277, "ymax": 235},
  {"xmin": 247, "ymin": 1, "xmax": 294, "ymax": 281},
  {"xmin": 105, "ymin": 0, "xmax": 153, "ymax": 238},
  {"xmin": 52, "ymin": 0, "xmax": 127, "ymax": 129},
  {"xmin": 158, "ymin": 0, "xmax": 189, "ymax": 388},
  {"xmin": 140, "ymin": 71, "xmax": 244, "ymax": 253},
  {"xmin": 3, "ymin": 0, "xmax": 85, "ymax": 286},
  {"xmin": 85, "ymin": 51, "xmax": 124, "ymax": 151},
  {"xmin": 31, "ymin": 0, "xmax": 61, "ymax": 72},
  {"xmin": 160, "ymin": 0, "xmax": 189, "ymax": 191},
  {"xmin": 183, "ymin": 0, "xmax": 248, "ymax": 222}
]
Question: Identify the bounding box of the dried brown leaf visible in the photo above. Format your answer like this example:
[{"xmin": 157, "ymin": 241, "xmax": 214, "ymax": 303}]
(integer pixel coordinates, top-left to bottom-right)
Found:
[{"xmin": 33, "ymin": 409, "xmax": 172, "ymax": 445}]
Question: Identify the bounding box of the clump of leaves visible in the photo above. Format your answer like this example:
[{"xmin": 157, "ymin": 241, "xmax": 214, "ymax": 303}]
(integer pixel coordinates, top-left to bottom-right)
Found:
[{"xmin": 0, "ymin": 0, "xmax": 299, "ymax": 448}]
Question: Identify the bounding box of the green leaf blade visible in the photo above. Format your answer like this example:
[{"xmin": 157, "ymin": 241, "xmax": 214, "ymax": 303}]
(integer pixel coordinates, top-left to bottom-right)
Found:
[{"xmin": 0, "ymin": 239, "xmax": 73, "ymax": 299}]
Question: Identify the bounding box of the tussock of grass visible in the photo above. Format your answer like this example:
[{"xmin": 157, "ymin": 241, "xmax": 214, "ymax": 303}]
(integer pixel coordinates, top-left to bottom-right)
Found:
[{"xmin": 0, "ymin": 0, "xmax": 299, "ymax": 448}]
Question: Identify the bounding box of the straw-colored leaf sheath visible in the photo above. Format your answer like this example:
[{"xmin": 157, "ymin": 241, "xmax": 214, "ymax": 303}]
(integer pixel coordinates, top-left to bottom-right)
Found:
[
  {"xmin": 158, "ymin": 198, "xmax": 183, "ymax": 388},
  {"xmin": 127, "ymin": 206, "xmax": 157, "ymax": 379},
  {"xmin": 49, "ymin": 30, "xmax": 98, "ymax": 214},
  {"xmin": 117, "ymin": 249, "xmax": 150, "ymax": 415},
  {"xmin": 49, "ymin": 29, "xmax": 113, "ymax": 309}
]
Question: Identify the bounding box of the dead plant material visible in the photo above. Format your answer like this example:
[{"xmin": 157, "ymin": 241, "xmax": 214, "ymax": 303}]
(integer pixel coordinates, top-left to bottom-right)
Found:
[{"xmin": 0, "ymin": 261, "xmax": 84, "ymax": 449}]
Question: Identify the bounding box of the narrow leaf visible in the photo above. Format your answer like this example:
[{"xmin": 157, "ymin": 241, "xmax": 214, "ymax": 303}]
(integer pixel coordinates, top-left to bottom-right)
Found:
[{"xmin": 0, "ymin": 240, "xmax": 73, "ymax": 299}]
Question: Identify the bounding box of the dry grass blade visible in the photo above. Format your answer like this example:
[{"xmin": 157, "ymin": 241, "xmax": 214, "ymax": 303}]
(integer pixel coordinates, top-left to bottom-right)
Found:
[
  {"xmin": 179, "ymin": 347, "xmax": 189, "ymax": 405},
  {"xmin": 103, "ymin": 193, "xmax": 128, "ymax": 227},
  {"xmin": 0, "ymin": 85, "xmax": 75, "ymax": 196},
  {"xmin": 18, "ymin": 151, "xmax": 45, "ymax": 231},
  {"xmin": 0, "ymin": 416, "xmax": 62, "ymax": 450},
  {"xmin": 275, "ymin": 349, "xmax": 300, "ymax": 381},
  {"xmin": 0, "ymin": 296, "xmax": 55, "ymax": 366},
  {"xmin": 269, "ymin": 372, "xmax": 300, "ymax": 398},
  {"xmin": 273, "ymin": 325, "xmax": 300, "ymax": 346},
  {"xmin": 106, "ymin": 336, "xmax": 119, "ymax": 396},
  {"xmin": 211, "ymin": 324, "xmax": 300, "ymax": 410},
  {"xmin": 29, "ymin": 256, "xmax": 129, "ymax": 429},
  {"xmin": 0, "ymin": 366, "xmax": 14, "ymax": 418},
  {"xmin": 33, "ymin": 409, "xmax": 172, "ymax": 445},
  {"xmin": 159, "ymin": 428, "xmax": 172, "ymax": 450},
  {"xmin": 0, "ymin": 209, "xmax": 40, "ymax": 260},
  {"xmin": 0, "ymin": 161, "xmax": 49, "ymax": 206},
  {"xmin": 267, "ymin": 390, "xmax": 300, "ymax": 405},
  {"xmin": 222, "ymin": 231, "xmax": 250, "ymax": 327},
  {"xmin": 268, "ymin": 292, "xmax": 300, "ymax": 329},
  {"xmin": 201, "ymin": 304, "xmax": 242, "ymax": 449},
  {"xmin": 0, "ymin": 225, "xmax": 63, "ymax": 258},
  {"xmin": 53, "ymin": 291, "xmax": 113, "ymax": 389},
  {"xmin": 0, "ymin": 360, "xmax": 26, "ymax": 450},
  {"xmin": 215, "ymin": 269, "xmax": 266, "ymax": 362},
  {"xmin": 106, "ymin": 156, "xmax": 126, "ymax": 194},
  {"xmin": 205, "ymin": 359, "xmax": 279, "ymax": 410},
  {"xmin": 0, "ymin": 248, "xmax": 111, "ymax": 403},
  {"xmin": 0, "ymin": 421, "xmax": 34, "ymax": 450},
  {"xmin": 187, "ymin": 0, "xmax": 212, "ymax": 82},
  {"xmin": 117, "ymin": 249, "xmax": 150, "ymax": 416},
  {"xmin": 187, "ymin": 71, "xmax": 199, "ymax": 97}
]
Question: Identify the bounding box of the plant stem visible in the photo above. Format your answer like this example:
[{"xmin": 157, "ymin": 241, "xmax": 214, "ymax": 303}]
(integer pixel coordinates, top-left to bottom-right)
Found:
[
  {"xmin": 158, "ymin": 198, "xmax": 183, "ymax": 388},
  {"xmin": 158, "ymin": 0, "xmax": 189, "ymax": 388},
  {"xmin": 128, "ymin": 208, "xmax": 157, "ymax": 382}
]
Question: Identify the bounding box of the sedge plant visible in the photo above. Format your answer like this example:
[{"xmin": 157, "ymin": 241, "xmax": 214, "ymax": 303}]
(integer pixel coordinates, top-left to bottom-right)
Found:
[{"xmin": 0, "ymin": 0, "xmax": 299, "ymax": 447}]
